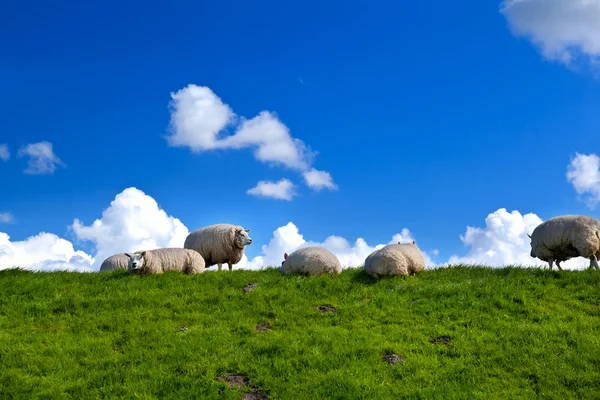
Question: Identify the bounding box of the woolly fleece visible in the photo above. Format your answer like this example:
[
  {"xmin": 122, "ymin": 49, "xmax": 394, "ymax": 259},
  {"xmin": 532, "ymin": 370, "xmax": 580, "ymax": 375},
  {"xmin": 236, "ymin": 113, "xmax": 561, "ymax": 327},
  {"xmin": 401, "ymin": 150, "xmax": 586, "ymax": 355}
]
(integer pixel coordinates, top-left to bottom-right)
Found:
[
  {"xmin": 529, "ymin": 215, "xmax": 600, "ymax": 270},
  {"xmin": 364, "ymin": 242, "xmax": 426, "ymax": 278},
  {"xmin": 183, "ymin": 223, "xmax": 251, "ymax": 271},
  {"xmin": 280, "ymin": 246, "xmax": 342, "ymax": 276},
  {"xmin": 126, "ymin": 248, "xmax": 206, "ymax": 275}
]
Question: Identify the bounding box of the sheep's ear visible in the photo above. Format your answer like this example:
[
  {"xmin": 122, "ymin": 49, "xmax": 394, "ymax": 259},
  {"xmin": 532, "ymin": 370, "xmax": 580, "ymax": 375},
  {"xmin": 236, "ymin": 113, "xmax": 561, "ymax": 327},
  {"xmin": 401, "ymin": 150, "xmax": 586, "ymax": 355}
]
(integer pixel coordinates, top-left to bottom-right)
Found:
[
  {"xmin": 245, "ymin": 229, "xmax": 250, "ymax": 233},
  {"xmin": 284, "ymin": 252, "xmax": 288, "ymax": 259},
  {"xmin": 140, "ymin": 251, "xmax": 147, "ymax": 257},
  {"xmin": 412, "ymin": 240, "xmax": 415, "ymax": 244},
  {"xmin": 527, "ymin": 234, "xmax": 531, "ymax": 239},
  {"xmin": 124, "ymin": 253, "xmax": 132, "ymax": 258}
]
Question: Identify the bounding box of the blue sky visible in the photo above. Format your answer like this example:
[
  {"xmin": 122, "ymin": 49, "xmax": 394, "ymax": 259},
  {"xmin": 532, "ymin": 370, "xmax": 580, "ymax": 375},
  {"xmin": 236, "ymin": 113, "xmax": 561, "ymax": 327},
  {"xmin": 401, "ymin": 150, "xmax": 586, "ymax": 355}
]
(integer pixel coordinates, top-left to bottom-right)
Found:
[{"xmin": 1, "ymin": 0, "xmax": 600, "ymax": 271}]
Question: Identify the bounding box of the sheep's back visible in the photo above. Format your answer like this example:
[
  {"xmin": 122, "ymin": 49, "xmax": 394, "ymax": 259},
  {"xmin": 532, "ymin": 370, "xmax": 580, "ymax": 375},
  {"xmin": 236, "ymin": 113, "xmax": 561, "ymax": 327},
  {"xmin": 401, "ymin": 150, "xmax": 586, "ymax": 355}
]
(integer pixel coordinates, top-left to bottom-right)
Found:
[
  {"xmin": 99, "ymin": 253, "xmax": 130, "ymax": 271},
  {"xmin": 281, "ymin": 247, "xmax": 341, "ymax": 275}
]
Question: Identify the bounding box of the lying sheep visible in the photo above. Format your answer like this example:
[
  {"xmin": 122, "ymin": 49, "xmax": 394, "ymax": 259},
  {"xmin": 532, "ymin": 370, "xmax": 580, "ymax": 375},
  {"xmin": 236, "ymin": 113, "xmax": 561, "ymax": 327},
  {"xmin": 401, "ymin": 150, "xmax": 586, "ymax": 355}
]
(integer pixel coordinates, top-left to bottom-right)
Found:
[
  {"xmin": 99, "ymin": 252, "xmax": 141, "ymax": 272},
  {"xmin": 280, "ymin": 246, "xmax": 342, "ymax": 276},
  {"xmin": 528, "ymin": 215, "xmax": 600, "ymax": 271},
  {"xmin": 126, "ymin": 248, "xmax": 206, "ymax": 275},
  {"xmin": 183, "ymin": 224, "xmax": 252, "ymax": 271},
  {"xmin": 364, "ymin": 241, "xmax": 425, "ymax": 278}
]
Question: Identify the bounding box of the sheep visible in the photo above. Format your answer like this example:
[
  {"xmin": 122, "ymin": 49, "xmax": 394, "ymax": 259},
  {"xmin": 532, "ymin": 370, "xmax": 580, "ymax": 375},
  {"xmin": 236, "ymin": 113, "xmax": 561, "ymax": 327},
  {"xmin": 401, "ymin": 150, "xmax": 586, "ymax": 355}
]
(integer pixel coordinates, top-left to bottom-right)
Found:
[
  {"xmin": 528, "ymin": 215, "xmax": 600, "ymax": 271},
  {"xmin": 183, "ymin": 224, "xmax": 252, "ymax": 271},
  {"xmin": 125, "ymin": 248, "xmax": 206, "ymax": 275},
  {"xmin": 279, "ymin": 246, "xmax": 342, "ymax": 276},
  {"xmin": 364, "ymin": 241, "xmax": 425, "ymax": 278},
  {"xmin": 99, "ymin": 253, "xmax": 132, "ymax": 271}
]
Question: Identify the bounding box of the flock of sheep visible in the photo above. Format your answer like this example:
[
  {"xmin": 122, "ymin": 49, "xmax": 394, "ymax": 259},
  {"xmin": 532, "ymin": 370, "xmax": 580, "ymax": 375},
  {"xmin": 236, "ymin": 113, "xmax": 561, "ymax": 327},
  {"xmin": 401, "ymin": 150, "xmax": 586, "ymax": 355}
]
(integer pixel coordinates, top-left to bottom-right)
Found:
[{"xmin": 99, "ymin": 215, "xmax": 600, "ymax": 276}]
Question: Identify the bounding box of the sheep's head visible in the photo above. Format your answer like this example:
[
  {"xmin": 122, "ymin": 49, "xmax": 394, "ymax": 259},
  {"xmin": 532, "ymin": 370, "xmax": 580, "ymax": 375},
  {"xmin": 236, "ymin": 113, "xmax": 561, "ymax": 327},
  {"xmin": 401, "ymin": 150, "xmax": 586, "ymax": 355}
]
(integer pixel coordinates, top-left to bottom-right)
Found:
[
  {"xmin": 281, "ymin": 252, "xmax": 288, "ymax": 267},
  {"xmin": 527, "ymin": 233, "xmax": 536, "ymax": 258},
  {"xmin": 234, "ymin": 227, "xmax": 252, "ymax": 248},
  {"xmin": 126, "ymin": 251, "xmax": 147, "ymax": 271}
]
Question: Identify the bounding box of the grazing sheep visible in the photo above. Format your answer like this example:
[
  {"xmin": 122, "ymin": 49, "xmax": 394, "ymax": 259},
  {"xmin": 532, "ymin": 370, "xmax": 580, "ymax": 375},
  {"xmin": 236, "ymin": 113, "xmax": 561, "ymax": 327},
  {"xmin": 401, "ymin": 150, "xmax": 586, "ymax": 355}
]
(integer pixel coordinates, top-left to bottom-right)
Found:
[
  {"xmin": 99, "ymin": 253, "xmax": 132, "ymax": 271},
  {"xmin": 364, "ymin": 241, "xmax": 425, "ymax": 278},
  {"xmin": 528, "ymin": 215, "xmax": 600, "ymax": 271},
  {"xmin": 126, "ymin": 248, "xmax": 206, "ymax": 275},
  {"xmin": 183, "ymin": 224, "xmax": 252, "ymax": 271},
  {"xmin": 280, "ymin": 246, "xmax": 342, "ymax": 276}
]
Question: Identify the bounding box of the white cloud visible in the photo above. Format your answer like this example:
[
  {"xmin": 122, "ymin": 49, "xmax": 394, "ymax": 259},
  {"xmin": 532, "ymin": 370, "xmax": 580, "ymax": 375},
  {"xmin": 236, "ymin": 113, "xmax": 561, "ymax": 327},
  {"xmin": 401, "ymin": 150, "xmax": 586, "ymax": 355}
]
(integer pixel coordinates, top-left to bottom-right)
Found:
[
  {"xmin": 0, "ymin": 213, "xmax": 14, "ymax": 224},
  {"xmin": 303, "ymin": 168, "xmax": 338, "ymax": 191},
  {"xmin": 0, "ymin": 144, "xmax": 9, "ymax": 161},
  {"xmin": 567, "ymin": 152, "xmax": 600, "ymax": 208},
  {"xmin": 165, "ymin": 84, "xmax": 335, "ymax": 194},
  {"xmin": 0, "ymin": 232, "xmax": 95, "ymax": 272},
  {"xmin": 72, "ymin": 187, "xmax": 189, "ymax": 270},
  {"xmin": 447, "ymin": 208, "xmax": 589, "ymax": 270},
  {"xmin": 237, "ymin": 222, "xmax": 435, "ymax": 270},
  {"xmin": 18, "ymin": 141, "xmax": 65, "ymax": 175},
  {"xmin": 247, "ymin": 178, "xmax": 297, "ymax": 201},
  {"xmin": 166, "ymin": 84, "xmax": 236, "ymax": 151},
  {"xmin": 500, "ymin": 0, "xmax": 600, "ymax": 68},
  {"xmin": 223, "ymin": 111, "xmax": 312, "ymax": 170}
]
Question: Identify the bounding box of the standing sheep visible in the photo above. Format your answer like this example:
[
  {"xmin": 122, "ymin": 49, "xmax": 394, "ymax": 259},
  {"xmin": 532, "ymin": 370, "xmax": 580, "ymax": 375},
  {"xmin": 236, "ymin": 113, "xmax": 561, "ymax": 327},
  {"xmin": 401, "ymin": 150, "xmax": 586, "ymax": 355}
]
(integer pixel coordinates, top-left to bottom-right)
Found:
[
  {"xmin": 183, "ymin": 224, "xmax": 252, "ymax": 271},
  {"xmin": 364, "ymin": 241, "xmax": 425, "ymax": 278},
  {"xmin": 280, "ymin": 246, "xmax": 342, "ymax": 276},
  {"xmin": 528, "ymin": 215, "xmax": 600, "ymax": 271},
  {"xmin": 126, "ymin": 248, "xmax": 206, "ymax": 275}
]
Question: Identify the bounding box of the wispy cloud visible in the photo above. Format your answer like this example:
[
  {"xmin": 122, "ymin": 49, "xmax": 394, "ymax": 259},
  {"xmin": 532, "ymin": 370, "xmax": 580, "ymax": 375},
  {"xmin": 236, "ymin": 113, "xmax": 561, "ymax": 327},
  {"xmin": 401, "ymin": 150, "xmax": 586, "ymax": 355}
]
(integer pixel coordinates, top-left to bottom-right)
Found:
[
  {"xmin": 0, "ymin": 144, "xmax": 9, "ymax": 162},
  {"xmin": 18, "ymin": 141, "xmax": 65, "ymax": 175},
  {"xmin": 0, "ymin": 212, "xmax": 14, "ymax": 224}
]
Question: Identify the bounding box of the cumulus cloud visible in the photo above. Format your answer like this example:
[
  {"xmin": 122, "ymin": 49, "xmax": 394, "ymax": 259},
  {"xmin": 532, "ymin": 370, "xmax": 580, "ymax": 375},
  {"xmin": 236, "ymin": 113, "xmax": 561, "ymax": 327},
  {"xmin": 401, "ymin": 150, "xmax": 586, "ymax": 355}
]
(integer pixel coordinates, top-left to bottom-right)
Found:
[
  {"xmin": 0, "ymin": 213, "xmax": 14, "ymax": 224},
  {"xmin": 0, "ymin": 144, "xmax": 9, "ymax": 161},
  {"xmin": 165, "ymin": 84, "xmax": 236, "ymax": 151},
  {"xmin": 0, "ymin": 232, "xmax": 95, "ymax": 272},
  {"xmin": 18, "ymin": 141, "xmax": 65, "ymax": 175},
  {"xmin": 165, "ymin": 84, "xmax": 336, "ymax": 194},
  {"xmin": 500, "ymin": 0, "xmax": 600, "ymax": 68},
  {"xmin": 303, "ymin": 168, "xmax": 338, "ymax": 191},
  {"xmin": 72, "ymin": 187, "xmax": 189, "ymax": 270},
  {"xmin": 447, "ymin": 208, "xmax": 589, "ymax": 270},
  {"xmin": 567, "ymin": 152, "xmax": 600, "ymax": 208},
  {"xmin": 247, "ymin": 178, "xmax": 297, "ymax": 201},
  {"xmin": 237, "ymin": 222, "xmax": 435, "ymax": 270}
]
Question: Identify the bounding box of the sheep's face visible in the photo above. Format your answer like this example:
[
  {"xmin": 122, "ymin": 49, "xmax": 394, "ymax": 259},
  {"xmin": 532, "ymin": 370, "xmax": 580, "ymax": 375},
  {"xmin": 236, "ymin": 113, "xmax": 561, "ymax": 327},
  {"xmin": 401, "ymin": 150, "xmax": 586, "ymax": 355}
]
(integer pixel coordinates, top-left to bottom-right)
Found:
[
  {"xmin": 234, "ymin": 228, "xmax": 252, "ymax": 248},
  {"xmin": 126, "ymin": 252, "xmax": 146, "ymax": 271},
  {"xmin": 527, "ymin": 234, "xmax": 536, "ymax": 258}
]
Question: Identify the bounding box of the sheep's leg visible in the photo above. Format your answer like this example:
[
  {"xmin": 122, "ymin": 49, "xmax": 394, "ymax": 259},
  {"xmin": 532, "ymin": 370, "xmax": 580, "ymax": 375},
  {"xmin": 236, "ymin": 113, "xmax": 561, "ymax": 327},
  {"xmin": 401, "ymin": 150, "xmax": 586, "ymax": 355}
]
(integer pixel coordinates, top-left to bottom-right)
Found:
[
  {"xmin": 556, "ymin": 260, "xmax": 563, "ymax": 271},
  {"xmin": 590, "ymin": 255, "xmax": 599, "ymax": 270},
  {"xmin": 228, "ymin": 263, "xmax": 233, "ymax": 271},
  {"xmin": 547, "ymin": 260, "xmax": 554, "ymax": 271},
  {"xmin": 217, "ymin": 263, "xmax": 223, "ymax": 271}
]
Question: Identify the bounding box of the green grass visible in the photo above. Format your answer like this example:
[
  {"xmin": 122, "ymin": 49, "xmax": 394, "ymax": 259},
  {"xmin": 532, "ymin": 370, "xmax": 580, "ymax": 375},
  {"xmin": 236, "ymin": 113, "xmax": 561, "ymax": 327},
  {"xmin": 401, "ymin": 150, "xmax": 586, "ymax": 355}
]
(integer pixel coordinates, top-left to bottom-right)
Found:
[{"xmin": 1, "ymin": 266, "xmax": 600, "ymax": 399}]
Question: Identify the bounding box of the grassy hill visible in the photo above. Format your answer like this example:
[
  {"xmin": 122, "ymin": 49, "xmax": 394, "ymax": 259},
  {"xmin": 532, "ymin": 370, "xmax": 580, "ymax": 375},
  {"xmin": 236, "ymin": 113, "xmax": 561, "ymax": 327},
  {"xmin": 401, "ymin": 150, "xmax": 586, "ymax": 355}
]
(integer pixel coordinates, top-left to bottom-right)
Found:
[{"xmin": 1, "ymin": 266, "xmax": 600, "ymax": 399}]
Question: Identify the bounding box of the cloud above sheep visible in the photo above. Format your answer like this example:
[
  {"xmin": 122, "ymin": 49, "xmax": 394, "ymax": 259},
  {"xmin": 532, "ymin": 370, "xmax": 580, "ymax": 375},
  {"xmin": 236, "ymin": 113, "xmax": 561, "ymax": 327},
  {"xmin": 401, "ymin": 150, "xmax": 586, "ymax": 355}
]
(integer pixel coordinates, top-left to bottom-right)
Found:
[
  {"xmin": 165, "ymin": 84, "xmax": 336, "ymax": 200},
  {"xmin": 567, "ymin": 153, "xmax": 600, "ymax": 209},
  {"xmin": 247, "ymin": 178, "xmax": 297, "ymax": 201},
  {"xmin": 500, "ymin": 0, "xmax": 600, "ymax": 71}
]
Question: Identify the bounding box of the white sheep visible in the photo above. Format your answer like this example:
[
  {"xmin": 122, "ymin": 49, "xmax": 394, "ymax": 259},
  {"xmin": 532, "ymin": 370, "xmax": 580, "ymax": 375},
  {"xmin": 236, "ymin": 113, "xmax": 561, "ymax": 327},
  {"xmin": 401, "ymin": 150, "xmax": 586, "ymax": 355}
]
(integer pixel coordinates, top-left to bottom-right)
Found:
[
  {"xmin": 183, "ymin": 224, "xmax": 252, "ymax": 271},
  {"xmin": 528, "ymin": 215, "xmax": 600, "ymax": 271},
  {"xmin": 125, "ymin": 248, "xmax": 206, "ymax": 275},
  {"xmin": 364, "ymin": 241, "xmax": 425, "ymax": 278},
  {"xmin": 99, "ymin": 253, "xmax": 132, "ymax": 271},
  {"xmin": 280, "ymin": 246, "xmax": 342, "ymax": 276}
]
